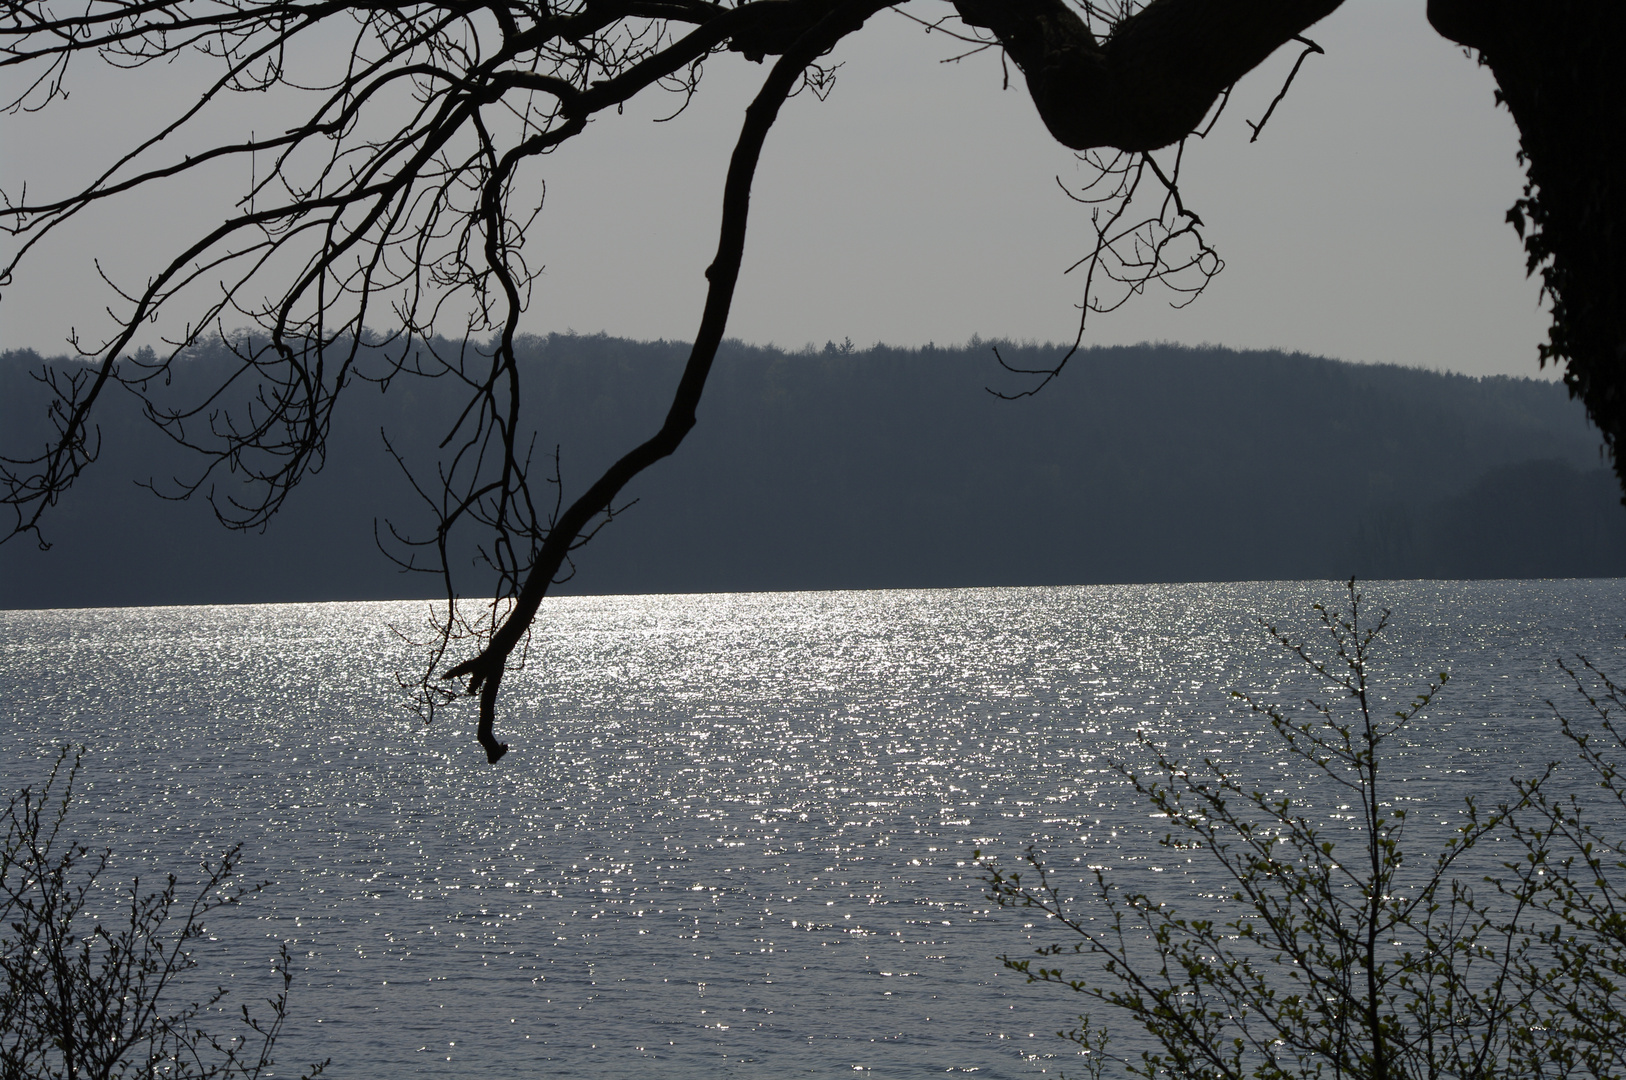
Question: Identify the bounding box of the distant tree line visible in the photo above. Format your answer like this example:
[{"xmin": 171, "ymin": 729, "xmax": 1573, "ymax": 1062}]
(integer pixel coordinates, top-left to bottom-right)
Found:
[{"xmin": 2, "ymin": 336, "xmax": 1621, "ymax": 610}]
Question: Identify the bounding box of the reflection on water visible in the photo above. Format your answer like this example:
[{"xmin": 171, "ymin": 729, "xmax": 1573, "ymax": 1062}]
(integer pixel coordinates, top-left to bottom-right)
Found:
[{"xmin": 2, "ymin": 581, "xmax": 1622, "ymax": 1077}]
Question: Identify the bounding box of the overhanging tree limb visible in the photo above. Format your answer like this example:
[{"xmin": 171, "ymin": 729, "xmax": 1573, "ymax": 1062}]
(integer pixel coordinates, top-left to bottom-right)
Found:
[
  {"xmin": 441, "ymin": 0, "xmax": 889, "ymax": 763},
  {"xmin": 951, "ymin": 0, "xmax": 1344, "ymax": 152},
  {"xmin": 5, "ymin": 0, "xmax": 1621, "ymax": 764}
]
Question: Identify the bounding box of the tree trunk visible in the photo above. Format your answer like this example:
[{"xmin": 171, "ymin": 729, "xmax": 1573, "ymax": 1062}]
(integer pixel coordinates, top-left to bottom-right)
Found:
[{"xmin": 1430, "ymin": 0, "xmax": 1626, "ymax": 497}]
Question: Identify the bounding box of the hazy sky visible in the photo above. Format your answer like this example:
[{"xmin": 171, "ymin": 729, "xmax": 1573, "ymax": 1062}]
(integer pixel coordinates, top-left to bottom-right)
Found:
[{"xmin": 1, "ymin": 1, "xmax": 1552, "ymax": 378}]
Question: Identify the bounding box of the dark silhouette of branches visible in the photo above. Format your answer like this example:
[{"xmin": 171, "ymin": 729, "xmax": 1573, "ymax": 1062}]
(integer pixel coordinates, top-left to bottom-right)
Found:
[
  {"xmin": 1, "ymin": 747, "xmax": 327, "ymax": 1079},
  {"xmin": 0, "ymin": 0, "xmax": 1343, "ymax": 760},
  {"xmin": 1246, "ymin": 34, "xmax": 1323, "ymax": 142},
  {"xmin": 990, "ymin": 138, "xmax": 1222, "ymax": 399},
  {"xmin": 1, "ymin": 0, "xmax": 892, "ymax": 760},
  {"xmin": 436, "ymin": 0, "xmax": 891, "ymax": 762},
  {"xmin": 26, "ymin": 0, "xmax": 1613, "ymax": 763},
  {"xmin": 967, "ymin": 1, "xmax": 1321, "ymax": 397}
]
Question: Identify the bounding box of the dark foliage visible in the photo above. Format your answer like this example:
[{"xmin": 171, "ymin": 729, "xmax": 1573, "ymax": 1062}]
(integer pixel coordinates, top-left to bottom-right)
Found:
[{"xmin": 1429, "ymin": 0, "xmax": 1626, "ymax": 499}]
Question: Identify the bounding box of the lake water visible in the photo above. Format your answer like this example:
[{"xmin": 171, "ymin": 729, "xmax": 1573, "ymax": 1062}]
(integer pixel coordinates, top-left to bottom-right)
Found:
[{"xmin": 3, "ymin": 580, "xmax": 1623, "ymax": 1077}]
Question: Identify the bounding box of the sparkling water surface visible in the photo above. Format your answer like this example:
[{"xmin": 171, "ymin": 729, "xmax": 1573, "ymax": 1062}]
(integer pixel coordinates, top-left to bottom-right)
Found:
[{"xmin": 3, "ymin": 581, "xmax": 1623, "ymax": 1077}]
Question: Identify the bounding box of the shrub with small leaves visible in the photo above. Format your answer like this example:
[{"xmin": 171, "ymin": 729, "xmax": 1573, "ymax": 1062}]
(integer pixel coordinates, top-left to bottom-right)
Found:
[
  {"xmin": 0, "ymin": 747, "xmax": 327, "ymax": 1080},
  {"xmin": 984, "ymin": 580, "xmax": 1625, "ymax": 1080}
]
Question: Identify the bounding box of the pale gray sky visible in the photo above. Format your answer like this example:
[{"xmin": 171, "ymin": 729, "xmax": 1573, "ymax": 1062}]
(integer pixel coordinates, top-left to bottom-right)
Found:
[{"xmin": 1, "ymin": 1, "xmax": 1551, "ymax": 378}]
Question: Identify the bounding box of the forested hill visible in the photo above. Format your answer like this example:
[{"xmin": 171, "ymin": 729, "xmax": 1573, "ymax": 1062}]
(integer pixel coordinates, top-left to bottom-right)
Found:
[{"xmin": 3, "ymin": 336, "xmax": 1623, "ymax": 609}]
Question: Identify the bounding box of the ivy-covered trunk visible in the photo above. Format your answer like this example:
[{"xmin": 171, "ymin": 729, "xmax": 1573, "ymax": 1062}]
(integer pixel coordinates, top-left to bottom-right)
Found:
[{"xmin": 1435, "ymin": 2, "xmax": 1624, "ymax": 494}]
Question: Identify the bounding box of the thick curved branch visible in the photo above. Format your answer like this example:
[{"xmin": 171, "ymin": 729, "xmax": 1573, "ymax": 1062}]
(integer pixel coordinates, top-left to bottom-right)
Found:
[
  {"xmin": 953, "ymin": 0, "xmax": 1344, "ymax": 152},
  {"xmin": 441, "ymin": 0, "xmax": 888, "ymax": 763}
]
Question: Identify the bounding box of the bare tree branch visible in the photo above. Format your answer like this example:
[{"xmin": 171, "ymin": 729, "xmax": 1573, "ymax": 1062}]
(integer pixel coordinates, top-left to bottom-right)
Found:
[
  {"xmin": 439, "ymin": 0, "xmax": 891, "ymax": 763},
  {"xmin": 951, "ymin": 0, "xmax": 1344, "ymax": 152}
]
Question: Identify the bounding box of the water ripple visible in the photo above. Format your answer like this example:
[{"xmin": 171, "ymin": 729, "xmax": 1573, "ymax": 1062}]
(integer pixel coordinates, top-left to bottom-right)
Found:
[{"xmin": 3, "ymin": 581, "xmax": 1622, "ymax": 1077}]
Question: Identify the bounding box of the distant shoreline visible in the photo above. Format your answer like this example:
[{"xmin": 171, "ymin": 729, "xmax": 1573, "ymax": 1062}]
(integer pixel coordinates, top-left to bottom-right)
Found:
[{"xmin": 4, "ymin": 337, "xmax": 1621, "ymax": 609}]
